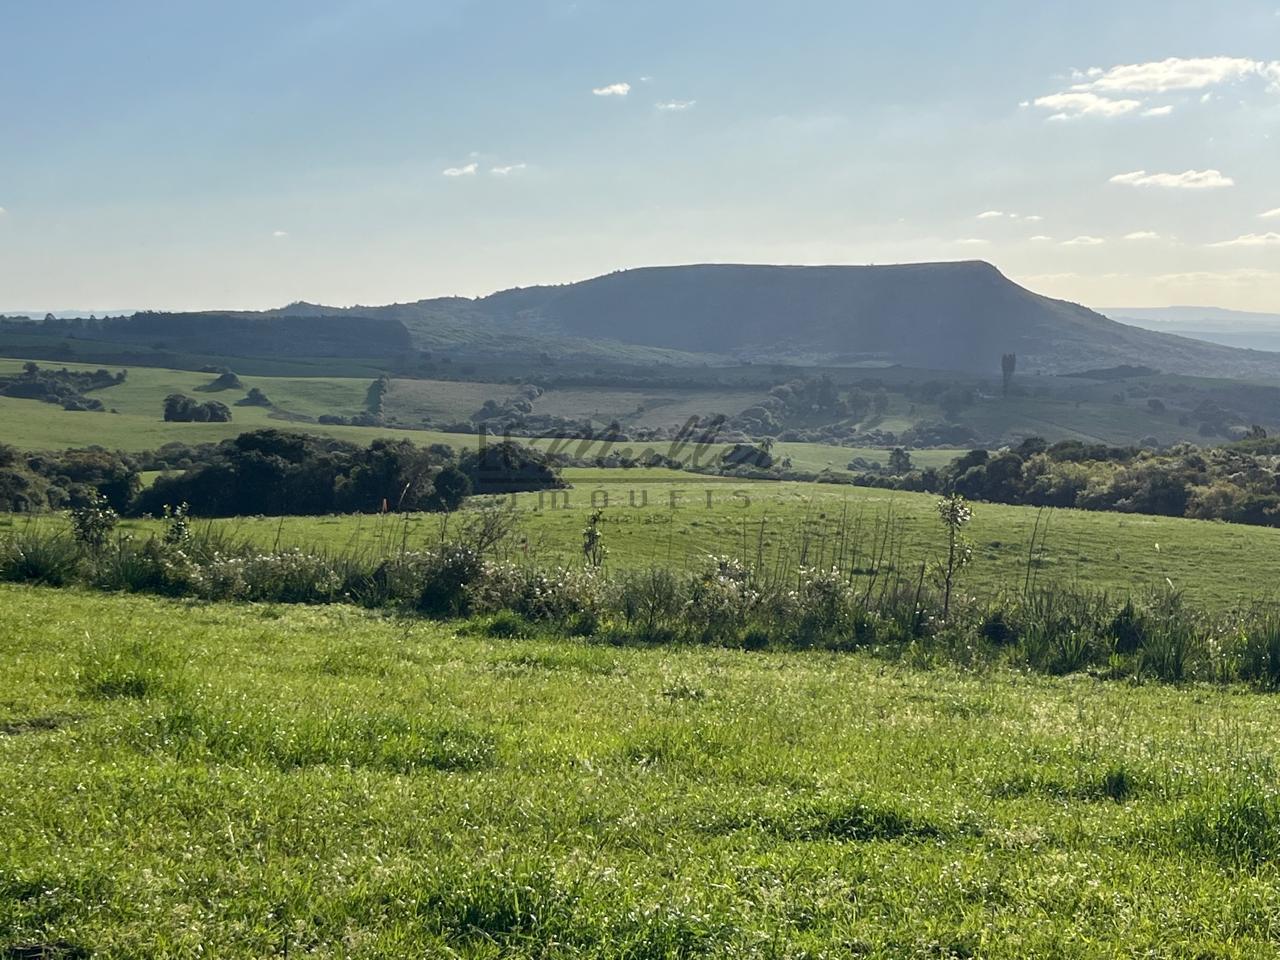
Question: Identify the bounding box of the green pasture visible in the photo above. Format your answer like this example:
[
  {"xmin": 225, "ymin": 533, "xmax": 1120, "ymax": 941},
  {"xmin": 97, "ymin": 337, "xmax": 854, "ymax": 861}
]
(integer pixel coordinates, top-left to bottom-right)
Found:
[
  {"xmin": 10, "ymin": 468, "xmax": 1275, "ymax": 611},
  {"xmin": 4, "ymin": 585, "xmax": 1280, "ymax": 956}
]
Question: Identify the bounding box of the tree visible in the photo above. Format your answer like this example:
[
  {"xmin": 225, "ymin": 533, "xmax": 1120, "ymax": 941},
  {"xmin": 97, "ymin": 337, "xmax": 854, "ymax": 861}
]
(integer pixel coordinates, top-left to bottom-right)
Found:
[
  {"xmin": 430, "ymin": 465, "xmax": 472, "ymax": 512},
  {"xmin": 888, "ymin": 447, "xmax": 912, "ymax": 475},
  {"xmin": 936, "ymin": 494, "xmax": 973, "ymax": 621},
  {"xmin": 1001, "ymin": 353, "xmax": 1017, "ymax": 397}
]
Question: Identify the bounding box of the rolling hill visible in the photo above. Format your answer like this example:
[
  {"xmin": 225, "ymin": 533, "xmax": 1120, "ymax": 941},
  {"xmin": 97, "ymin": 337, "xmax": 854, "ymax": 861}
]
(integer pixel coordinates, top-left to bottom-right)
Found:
[
  {"xmin": 8, "ymin": 262, "xmax": 1279, "ymax": 379},
  {"xmin": 268, "ymin": 262, "xmax": 1280, "ymax": 377}
]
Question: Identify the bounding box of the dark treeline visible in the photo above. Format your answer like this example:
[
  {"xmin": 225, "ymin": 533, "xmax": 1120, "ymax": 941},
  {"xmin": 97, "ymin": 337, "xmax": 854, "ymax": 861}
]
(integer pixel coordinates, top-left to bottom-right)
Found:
[
  {"xmin": 0, "ymin": 430, "xmax": 563, "ymax": 517},
  {"xmin": 855, "ymin": 437, "xmax": 1280, "ymax": 527}
]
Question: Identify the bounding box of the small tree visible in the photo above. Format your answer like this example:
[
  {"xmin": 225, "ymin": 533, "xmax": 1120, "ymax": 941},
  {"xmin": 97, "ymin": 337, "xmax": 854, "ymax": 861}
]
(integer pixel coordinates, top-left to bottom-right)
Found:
[
  {"xmin": 888, "ymin": 447, "xmax": 912, "ymax": 474},
  {"xmin": 431, "ymin": 465, "xmax": 472, "ymax": 512},
  {"xmin": 1001, "ymin": 353, "xmax": 1017, "ymax": 397},
  {"xmin": 69, "ymin": 492, "xmax": 119, "ymax": 550},
  {"xmin": 935, "ymin": 493, "xmax": 973, "ymax": 621},
  {"xmin": 582, "ymin": 509, "xmax": 607, "ymax": 568}
]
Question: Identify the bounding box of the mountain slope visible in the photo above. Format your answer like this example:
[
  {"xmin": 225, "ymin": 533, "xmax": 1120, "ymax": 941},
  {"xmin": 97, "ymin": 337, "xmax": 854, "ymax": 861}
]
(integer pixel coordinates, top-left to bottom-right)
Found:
[
  {"xmin": 450, "ymin": 262, "xmax": 1280, "ymax": 376},
  {"xmin": 45, "ymin": 262, "xmax": 1278, "ymax": 377}
]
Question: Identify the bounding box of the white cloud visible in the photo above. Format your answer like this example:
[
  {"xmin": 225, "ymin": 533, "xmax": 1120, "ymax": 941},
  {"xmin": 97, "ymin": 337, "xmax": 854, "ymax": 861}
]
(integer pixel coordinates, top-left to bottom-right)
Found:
[
  {"xmin": 1109, "ymin": 169, "xmax": 1234, "ymax": 189},
  {"xmin": 1062, "ymin": 235, "xmax": 1106, "ymax": 246},
  {"xmin": 656, "ymin": 99, "xmax": 696, "ymax": 111},
  {"xmin": 0, "ymin": 206, "xmax": 6, "ymax": 216},
  {"xmin": 442, "ymin": 162, "xmax": 478, "ymax": 177},
  {"xmin": 1029, "ymin": 235, "xmax": 1054, "ymax": 242},
  {"xmin": 1124, "ymin": 231, "xmax": 1161, "ymax": 240},
  {"xmin": 1208, "ymin": 232, "xmax": 1280, "ymax": 247},
  {"xmin": 976, "ymin": 210, "xmax": 1005, "ymax": 219},
  {"xmin": 1032, "ymin": 91, "xmax": 1143, "ymax": 118},
  {"xmin": 1142, "ymin": 105, "xmax": 1174, "ymax": 117},
  {"xmin": 1023, "ymin": 215, "xmax": 1044, "ymax": 222},
  {"xmin": 1261, "ymin": 208, "xmax": 1280, "ymax": 219},
  {"xmin": 592, "ymin": 82, "xmax": 631, "ymax": 97},
  {"xmin": 1074, "ymin": 57, "xmax": 1279, "ymax": 94},
  {"xmin": 490, "ymin": 163, "xmax": 527, "ymax": 176},
  {"xmin": 1154, "ymin": 268, "xmax": 1280, "ymax": 285},
  {"xmin": 272, "ymin": 230, "xmax": 288, "ymax": 238},
  {"xmin": 954, "ymin": 238, "xmax": 990, "ymax": 245}
]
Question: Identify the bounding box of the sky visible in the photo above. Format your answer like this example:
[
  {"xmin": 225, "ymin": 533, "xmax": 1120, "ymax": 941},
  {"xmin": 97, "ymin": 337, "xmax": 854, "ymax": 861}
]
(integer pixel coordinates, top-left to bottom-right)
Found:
[{"xmin": 1, "ymin": 0, "xmax": 1278, "ymax": 314}]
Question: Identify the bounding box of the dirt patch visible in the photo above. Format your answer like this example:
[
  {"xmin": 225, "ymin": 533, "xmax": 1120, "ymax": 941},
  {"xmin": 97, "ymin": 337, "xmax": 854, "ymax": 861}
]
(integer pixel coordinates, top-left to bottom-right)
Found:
[{"xmin": 0, "ymin": 714, "xmax": 77, "ymax": 736}]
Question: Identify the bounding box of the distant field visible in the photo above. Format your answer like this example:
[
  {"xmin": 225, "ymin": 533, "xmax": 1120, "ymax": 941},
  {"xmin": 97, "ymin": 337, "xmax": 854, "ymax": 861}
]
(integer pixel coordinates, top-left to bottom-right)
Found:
[
  {"xmin": 384, "ymin": 377, "xmax": 515, "ymax": 423},
  {"xmin": 5, "ymin": 584, "xmax": 1280, "ymax": 956},
  {"xmin": 0, "ymin": 356, "xmax": 966, "ymax": 475}
]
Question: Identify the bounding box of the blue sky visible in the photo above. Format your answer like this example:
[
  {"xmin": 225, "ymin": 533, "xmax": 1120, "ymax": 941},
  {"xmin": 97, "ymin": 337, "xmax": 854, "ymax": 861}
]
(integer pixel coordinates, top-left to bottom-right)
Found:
[{"xmin": 1, "ymin": 0, "xmax": 1278, "ymax": 312}]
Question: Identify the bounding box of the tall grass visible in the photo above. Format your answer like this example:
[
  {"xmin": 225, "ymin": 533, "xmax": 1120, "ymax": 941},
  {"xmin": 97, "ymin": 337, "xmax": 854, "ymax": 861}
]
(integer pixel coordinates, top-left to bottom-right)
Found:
[{"xmin": 5, "ymin": 504, "xmax": 1280, "ymax": 687}]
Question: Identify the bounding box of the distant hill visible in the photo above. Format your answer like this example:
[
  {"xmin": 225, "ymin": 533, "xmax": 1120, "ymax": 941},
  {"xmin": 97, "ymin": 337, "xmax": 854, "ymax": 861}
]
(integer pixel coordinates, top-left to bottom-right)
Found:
[
  {"xmin": 333, "ymin": 262, "xmax": 1280, "ymax": 377},
  {"xmin": 1103, "ymin": 305, "xmax": 1280, "ymax": 353},
  {"xmin": 94, "ymin": 311, "xmax": 412, "ymax": 359},
  {"xmin": 13, "ymin": 263, "xmax": 1280, "ymax": 378}
]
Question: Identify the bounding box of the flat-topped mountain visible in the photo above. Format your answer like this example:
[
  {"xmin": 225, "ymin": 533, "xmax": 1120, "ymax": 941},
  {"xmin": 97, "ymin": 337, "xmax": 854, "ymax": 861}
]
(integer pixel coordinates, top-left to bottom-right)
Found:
[
  {"xmin": 265, "ymin": 261, "xmax": 1280, "ymax": 377},
  {"xmin": 21, "ymin": 262, "xmax": 1280, "ymax": 377}
]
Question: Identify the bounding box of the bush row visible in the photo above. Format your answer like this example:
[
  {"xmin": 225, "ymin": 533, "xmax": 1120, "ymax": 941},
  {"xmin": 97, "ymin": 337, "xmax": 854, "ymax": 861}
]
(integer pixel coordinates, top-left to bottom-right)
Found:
[{"xmin": 5, "ymin": 517, "xmax": 1280, "ymax": 689}]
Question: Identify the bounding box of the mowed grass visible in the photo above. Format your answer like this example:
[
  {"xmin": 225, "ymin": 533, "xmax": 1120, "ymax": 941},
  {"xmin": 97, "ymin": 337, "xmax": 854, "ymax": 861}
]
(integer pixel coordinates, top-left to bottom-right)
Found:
[{"xmin": 4, "ymin": 585, "xmax": 1280, "ymax": 957}]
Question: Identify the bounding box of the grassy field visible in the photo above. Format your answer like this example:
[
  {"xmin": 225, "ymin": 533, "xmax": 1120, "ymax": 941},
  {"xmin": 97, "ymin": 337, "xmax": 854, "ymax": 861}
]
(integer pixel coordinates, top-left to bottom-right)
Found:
[
  {"xmin": 11, "ymin": 467, "xmax": 1276, "ymax": 611},
  {"xmin": 4, "ymin": 584, "xmax": 1280, "ymax": 957},
  {"xmin": 0, "ymin": 356, "xmax": 966, "ymax": 476}
]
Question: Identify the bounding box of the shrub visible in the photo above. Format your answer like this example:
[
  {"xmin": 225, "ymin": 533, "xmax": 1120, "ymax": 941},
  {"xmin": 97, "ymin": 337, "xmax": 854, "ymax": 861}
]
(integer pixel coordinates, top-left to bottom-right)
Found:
[
  {"xmin": 1237, "ymin": 614, "xmax": 1280, "ymax": 690},
  {"xmin": 684, "ymin": 556, "xmax": 760, "ymax": 644},
  {"xmin": 615, "ymin": 568, "xmax": 684, "ymax": 640},
  {"xmin": 415, "ymin": 546, "xmax": 486, "ymax": 617},
  {"xmin": 0, "ymin": 530, "xmax": 81, "ymax": 586},
  {"xmin": 69, "ymin": 494, "xmax": 118, "ymax": 550},
  {"xmin": 1140, "ymin": 589, "xmax": 1201, "ymax": 682}
]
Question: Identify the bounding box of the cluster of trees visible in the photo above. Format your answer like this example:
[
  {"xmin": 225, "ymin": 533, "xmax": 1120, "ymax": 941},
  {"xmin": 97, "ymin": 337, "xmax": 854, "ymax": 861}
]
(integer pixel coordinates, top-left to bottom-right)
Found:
[
  {"xmin": 854, "ymin": 437, "xmax": 1280, "ymax": 527},
  {"xmin": 0, "ymin": 445, "xmax": 140, "ymax": 513},
  {"xmin": 163, "ymin": 394, "xmax": 232, "ymax": 422},
  {"xmin": 1, "ymin": 430, "xmax": 564, "ymax": 518},
  {"xmin": 0, "ymin": 361, "xmax": 126, "ymax": 412},
  {"xmin": 134, "ymin": 430, "xmax": 562, "ymax": 517}
]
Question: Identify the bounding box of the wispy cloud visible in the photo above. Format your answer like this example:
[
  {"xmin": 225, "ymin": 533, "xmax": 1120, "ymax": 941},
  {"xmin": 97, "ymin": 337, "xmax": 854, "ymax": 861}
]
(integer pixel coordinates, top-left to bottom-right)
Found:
[
  {"xmin": 656, "ymin": 99, "xmax": 696, "ymax": 111},
  {"xmin": 1029, "ymin": 235, "xmax": 1054, "ymax": 242},
  {"xmin": 272, "ymin": 230, "xmax": 288, "ymax": 238},
  {"xmin": 1208, "ymin": 232, "xmax": 1280, "ymax": 247},
  {"xmin": 1261, "ymin": 208, "xmax": 1280, "ymax": 219},
  {"xmin": 1029, "ymin": 57, "xmax": 1280, "ymax": 122},
  {"xmin": 1074, "ymin": 56, "xmax": 1279, "ymax": 94},
  {"xmin": 442, "ymin": 162, "xmax": 478, "ymax": 177},
  {"xmin": 1124, "ymin": 231, "xmax": 1161, "ymax": 240},
  {"xmin": 1062, "ymin": 235, "xmax": 1106, "ymax": 246},
  {"xmin": 0, "ymin": 206, "xmax": 7, "ymax": 216},
  {"xmin": 1023, "ymin": 215, "xmax": 1044, "ymax": 222},
  {"xmin": 1109, "ymin": 169, "xmax": 1234, "ymax": 189},
  {"xmin": 976, "ymin": 210, "xmax": 1005, "ymax": 219},
  {"xmin": 1032, "ymin": 91, "xmax": 1143, "ymax": 119},
  {"xmin": 592, "ymin": 82, "xmax": 631, "ymax": 97},
  {"xmin": 1154, "ymin": 268, "xmax": 1280, "ymax": 286},
  {"xmin": 490, "ymin": 163, "xmax": 527, "ymax": 176},
  {"xmin": 954, "ymin": 238, "xmax": 990, "ymax": 245}
]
